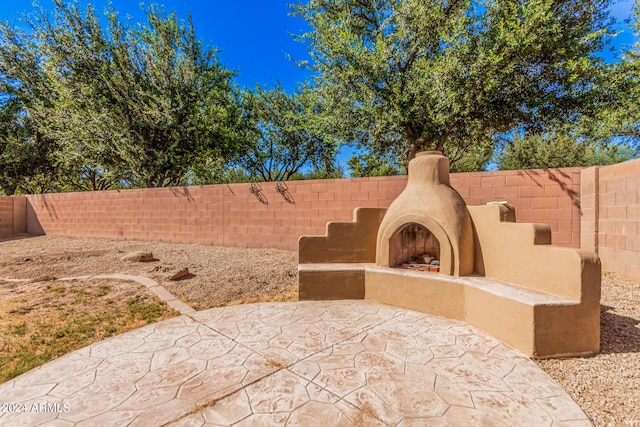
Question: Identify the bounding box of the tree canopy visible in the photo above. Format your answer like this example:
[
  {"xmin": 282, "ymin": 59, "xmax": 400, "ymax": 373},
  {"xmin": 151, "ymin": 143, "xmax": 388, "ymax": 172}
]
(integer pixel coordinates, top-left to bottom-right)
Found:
[
  {"xmin": 0, "ymin": 0, "xmax": 245, "ymax": 191},
  {"xmin": 239, "ymin": 84, "xmax": 338, "ymax": 181},
  {"xmin": 2, "ymin": 0, "xmax": 640, "ymax": 193},
  {"xmin": 581, "ymin": 3, "xmax": 640, "ymax": 144},
  {"xmin": 0, "ymin": 96, "xmax": 53, "ymax": 195},
  {"xmin": 292, "ymin": 0, "xmax": 614, "ymax": 170}
]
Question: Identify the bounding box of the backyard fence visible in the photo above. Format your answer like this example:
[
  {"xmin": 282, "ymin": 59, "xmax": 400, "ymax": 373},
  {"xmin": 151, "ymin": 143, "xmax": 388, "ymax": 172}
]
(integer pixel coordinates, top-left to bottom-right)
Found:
[{"xmin": 1, "ymin": 159, "xmax": 638, "ymax": 281}]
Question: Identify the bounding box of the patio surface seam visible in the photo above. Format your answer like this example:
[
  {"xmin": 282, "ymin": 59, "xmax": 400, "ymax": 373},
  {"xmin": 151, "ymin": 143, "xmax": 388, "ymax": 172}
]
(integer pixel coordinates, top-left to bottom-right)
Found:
[{"xmin": 166, "ymin": 309, "xmax": 407, "ymax": 426}]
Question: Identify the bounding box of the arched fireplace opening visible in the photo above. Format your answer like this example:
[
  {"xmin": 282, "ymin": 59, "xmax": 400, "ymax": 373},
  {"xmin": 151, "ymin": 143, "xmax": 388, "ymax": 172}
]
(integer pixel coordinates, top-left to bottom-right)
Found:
[{"xmin": 391, "ymin": 223, "xmax": 441, "ymax": 272}]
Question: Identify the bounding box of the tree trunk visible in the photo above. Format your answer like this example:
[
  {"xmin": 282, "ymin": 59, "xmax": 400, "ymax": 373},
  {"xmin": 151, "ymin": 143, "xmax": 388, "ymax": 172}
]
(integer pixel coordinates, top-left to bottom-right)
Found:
[
  {"xmin": 2, "ymin": 184, "xmax": 16, "ymax": 196},
  {"xmin": 405, "ymin": 124, "xmax": 419, "ymax": 169},
  {"xmin": 406, "ymin": 140, "xmax": 418, "ymax": 168}
]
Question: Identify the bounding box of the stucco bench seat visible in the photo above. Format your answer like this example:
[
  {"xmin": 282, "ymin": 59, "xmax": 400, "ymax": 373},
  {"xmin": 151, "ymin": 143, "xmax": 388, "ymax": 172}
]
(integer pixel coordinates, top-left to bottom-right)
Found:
[{"xmin": 299, "ymin": 262, "xmax": 596, "ymax": 358}]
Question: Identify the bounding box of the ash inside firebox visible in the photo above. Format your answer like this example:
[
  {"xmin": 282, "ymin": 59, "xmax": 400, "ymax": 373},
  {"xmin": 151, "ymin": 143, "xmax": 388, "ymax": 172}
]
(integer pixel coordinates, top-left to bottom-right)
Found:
[{"xmin": 401, "ymin": 253, "xmax": 440, "ymax": 272}]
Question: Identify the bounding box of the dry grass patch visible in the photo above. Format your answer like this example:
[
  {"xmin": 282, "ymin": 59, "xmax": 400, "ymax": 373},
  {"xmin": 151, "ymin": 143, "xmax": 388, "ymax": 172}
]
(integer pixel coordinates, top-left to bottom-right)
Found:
[
  {"xmin": 0, "ymin": 278, "xmax": 178, "ymax": 383},
  {"xmin": 214, "ymin": 289, "xmax": 299, "ymax": 307}
]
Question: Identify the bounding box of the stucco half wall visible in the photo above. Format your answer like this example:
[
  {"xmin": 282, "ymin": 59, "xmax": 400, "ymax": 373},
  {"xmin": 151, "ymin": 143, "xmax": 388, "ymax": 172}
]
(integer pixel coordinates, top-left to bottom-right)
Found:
[{"xmin": 299, "ymin": 203, "xmax": 600, "ymax": 359}]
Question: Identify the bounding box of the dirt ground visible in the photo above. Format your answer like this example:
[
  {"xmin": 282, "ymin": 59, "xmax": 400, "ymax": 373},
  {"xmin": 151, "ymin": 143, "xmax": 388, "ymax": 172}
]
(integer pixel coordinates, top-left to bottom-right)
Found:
[{"xmin": 0, "ymin": 235, "xmax": 298, "ymax": 310}]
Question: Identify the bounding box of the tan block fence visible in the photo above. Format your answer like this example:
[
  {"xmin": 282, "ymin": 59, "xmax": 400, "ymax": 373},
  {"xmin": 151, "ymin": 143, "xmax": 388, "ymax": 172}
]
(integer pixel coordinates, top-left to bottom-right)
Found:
[
  {"xmin": 0, "ymin": 195, "xmax": 26, "ymax": 237},
  {"xmin": 581, "ymin": 158, "xmax": 640, "ymax": 281},
  {"xmin": 1, "ymin": 159, "xmax": 638, "ymax": 280}
]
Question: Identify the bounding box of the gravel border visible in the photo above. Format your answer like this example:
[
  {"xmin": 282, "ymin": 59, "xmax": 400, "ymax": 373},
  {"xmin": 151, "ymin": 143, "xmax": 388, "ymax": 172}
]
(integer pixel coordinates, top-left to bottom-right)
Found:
[{"xmin": 535, "ymin": 272, "xmax": 640, "ymax": 426}]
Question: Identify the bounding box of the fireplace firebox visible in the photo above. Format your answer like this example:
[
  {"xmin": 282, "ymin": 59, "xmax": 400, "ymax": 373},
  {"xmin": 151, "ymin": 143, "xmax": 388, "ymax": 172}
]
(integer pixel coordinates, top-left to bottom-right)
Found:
[{"xmin": 392, "ymin": 223, "xmax": 441, "ymax": 272}]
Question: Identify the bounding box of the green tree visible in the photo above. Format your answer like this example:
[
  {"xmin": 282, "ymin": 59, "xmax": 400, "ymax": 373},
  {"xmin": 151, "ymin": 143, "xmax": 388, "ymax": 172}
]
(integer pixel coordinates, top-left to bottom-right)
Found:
[
  {"xmin": 498, "ymin": 132, "xmax": 589, "ymax": 170},
  {"xmin": 347, "ymin": 151, "xmax": 403, "ymax": 177},
  {"xmin": 0, "ymin": 1, "xmax": 244, "ymax": 190},
  {"xmin": 584, "ymin": 143, "xmax": 639, "ymax": 165},
  {"xmin": 0, "ymin": 97, "xmax": 50, "ymax": 195},
  {"xmin": 497, "ymin": 131, "xmax": 638, "ymax": 170},
  {"xmin": 0, "ymin": 17, "xmax": 62, "ymax": 194},
  {"xmin": 289, "ymin": 165, "xmax": 345, "ymax": 180},
  {"xmin": 239, "ymin": 84, "xmax": 338, "ymax": 181},
  {"xmin": 292, "ymin": 0, "xmax": 613, "ymax": 169},
  {"xmin": 580, "ymin": 3, "xmax": 640, "ymax": 147},
  {"xmin": 189, "ymin": 156, "xmax": 253, "ymax": 184},
  {"xmin": 449, "ymin": 142, "xmax": 494, "ymax": 173}
]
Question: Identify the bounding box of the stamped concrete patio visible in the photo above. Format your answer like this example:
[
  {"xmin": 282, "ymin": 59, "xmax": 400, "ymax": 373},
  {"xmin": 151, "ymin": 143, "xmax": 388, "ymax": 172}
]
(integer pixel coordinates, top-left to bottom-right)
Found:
[{"xmin": 0, "ymin": 300, "xmax": 591, "ymax": 426}]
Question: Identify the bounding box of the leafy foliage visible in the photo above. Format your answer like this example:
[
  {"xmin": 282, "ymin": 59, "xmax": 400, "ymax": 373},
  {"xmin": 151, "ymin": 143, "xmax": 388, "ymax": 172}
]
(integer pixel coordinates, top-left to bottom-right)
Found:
[
  {"xmin": 577, "ymin": 3, "xmax": 640, "ymax": 151},
  {"xmin": 239, "ymin": 84, "xmax": 338, "ymax": 181},
  {"xmin": 449, "ymin": 143, "xmax": 494, "ymax": 173},
  {"xmin": 497, "ymin": 131, "xmax": 639, "ymax": 170},
  {"xmin": 288, "ymin": 165, "xmax": 345, "ymax": 180},
  {"xmin": 347, "ymin": 151, "xmax": 404, "ymax": 177},
  {"xmin": 498, "ymin": 132, "xmax": 589, "ymax": 170},
  {"xmin": 292, "ymin": 0, "xmax": 614, "ymax": 169},
  {"xmin": 0, "ymin": 97, "xmax": 54, "ymax": 195},
  {"xmin": 1, "ymin": 0, "xmax": 637, "ymax": 191},
  {"xmin": 0, "ymin": 1, "xmax": 244, "ymax": 189}
]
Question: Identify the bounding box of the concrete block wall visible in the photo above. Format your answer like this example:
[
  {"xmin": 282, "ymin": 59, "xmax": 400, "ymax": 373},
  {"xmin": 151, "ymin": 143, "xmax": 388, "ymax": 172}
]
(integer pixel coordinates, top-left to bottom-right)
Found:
[
  {"xmin": 0, "ymin": 196, "xmax": 26, "ymax": 238},
  {"xmin": 23, "ymin": 178, "xmax": 406, "ymax": 250},
  {"xmin": 0, "ymin": 196, "xmax": 12, "ymax": 237},
  {"xmin": 11, "ymin": 167, "xmax": 583, "ymax": 251},
  {"xmin": 450, "ymin": 168, "xmax": 583, "ymax": 247},
  {"xmin": 3, "ymin": 161, "xmax": 638, "ymax": 280},
  {"xmin": 581, "ymin": 158, "xmax": 640, "ymax": 281}
]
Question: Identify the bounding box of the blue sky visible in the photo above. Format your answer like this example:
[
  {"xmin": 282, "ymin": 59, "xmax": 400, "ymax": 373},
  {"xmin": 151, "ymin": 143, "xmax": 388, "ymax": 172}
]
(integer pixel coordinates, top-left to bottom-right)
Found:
[
  {"xmin": 607, "ymin": 0, "xmax": 638, "ymax": 58},
  {"xmin": 0, "ymin": 0, "xmax": 313, "ymax": 92}
]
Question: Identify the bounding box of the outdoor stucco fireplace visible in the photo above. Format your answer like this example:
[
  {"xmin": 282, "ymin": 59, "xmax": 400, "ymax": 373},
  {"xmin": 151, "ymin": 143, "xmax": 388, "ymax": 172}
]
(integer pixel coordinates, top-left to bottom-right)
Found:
[
  {"xmin": 375, "ymin": 151, "xmax": 474, "ymax": 276},
  {"xmin": 298, "ymin": 151, "xmax": 601, "ymax": 359}
]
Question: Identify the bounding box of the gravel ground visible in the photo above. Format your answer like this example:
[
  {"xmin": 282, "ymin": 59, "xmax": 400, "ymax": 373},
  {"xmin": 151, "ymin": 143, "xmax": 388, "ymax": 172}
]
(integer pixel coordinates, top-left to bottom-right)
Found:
[
  {"xmin": 536, "ymin": 272, "xmax": 640, "ymax": 426},
  {"xmin": 1, "ymin": 235, "xmax": 639, "ymax": 425}
]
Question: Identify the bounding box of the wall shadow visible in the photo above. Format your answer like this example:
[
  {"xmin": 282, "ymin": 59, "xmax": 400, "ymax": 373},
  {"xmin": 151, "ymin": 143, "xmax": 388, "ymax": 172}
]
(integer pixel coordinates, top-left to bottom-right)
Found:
[
  {"xmin": 275, "ymin": 182, "xmax": 296, "ymax": 205},
  {"xmin": 170, "ymin": 187, "xmax": 194, "ymax": 202},
  {"xmin": 520, "ymin": 169, "xmax": 581, "ymax": 209},
  {"xmin": 0, "ymin": 234, "xmax": 41, "ymax": 243},
  {"xmin": 600, "ymin": 305, "xmax": 640, "ymax": 354},
  {"xmin": 250, "ymin": 183, "xmax": 269, "ymax": 205},
  {"xmin": 26, "ymin": 197, "xmax": 46, "ymax": 235}
]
